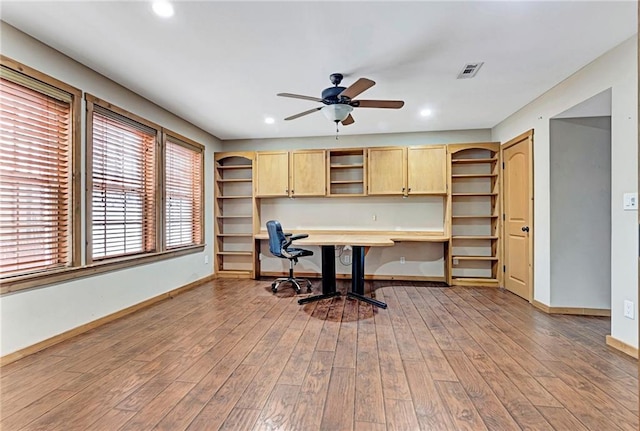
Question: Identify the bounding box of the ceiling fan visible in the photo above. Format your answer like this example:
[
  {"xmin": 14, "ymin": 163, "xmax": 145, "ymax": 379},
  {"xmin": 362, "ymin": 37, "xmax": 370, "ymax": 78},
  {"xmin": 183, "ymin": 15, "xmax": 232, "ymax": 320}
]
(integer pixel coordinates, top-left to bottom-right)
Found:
[{"xmin": 277, "ymin": 73, "xmax": 404, "ymax": 126}]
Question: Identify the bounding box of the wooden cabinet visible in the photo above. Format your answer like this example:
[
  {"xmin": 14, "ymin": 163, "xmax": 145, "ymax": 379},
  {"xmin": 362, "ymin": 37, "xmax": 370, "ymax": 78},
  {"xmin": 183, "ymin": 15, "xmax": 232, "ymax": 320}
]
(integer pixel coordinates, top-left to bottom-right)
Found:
[
  {"xmin": 290, "ymin": 150, "xmax": 326, "ymax": 196},
  {"xmin": 448, "ymin": 142, "xmax": 500, "ymax": 287},
  {"xmin": 368, "ymin": 145, "xmax": 447, "ymax": 196},
  {"xmin": 214, "ymin": 152, "xmax": 257, "ymax": 278},
  {"xmin": 367, "ymin": 147, "xmax": 405, "ymax": 195},
  {"xmin": 255, "ymin": 151, "xmax": 289, "ymax": 197},
  {"xmin": 407, "ymin": 146, "xmax": 447, "ymax": 194},
  {"xmin": 327, "ymin": 148, "xmax": 367, "ymax": 196},
  {"xmin": 255, "ymin": 150, "xmax": 326, "ymax": 197}
]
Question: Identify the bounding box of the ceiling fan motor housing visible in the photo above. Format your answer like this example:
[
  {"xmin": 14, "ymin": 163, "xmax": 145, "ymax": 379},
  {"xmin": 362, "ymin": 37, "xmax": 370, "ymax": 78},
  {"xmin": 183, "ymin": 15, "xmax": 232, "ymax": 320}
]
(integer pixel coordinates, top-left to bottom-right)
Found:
[{"xmin": 322, "ymin": 86, "xmax": 348, "ymax": 104}]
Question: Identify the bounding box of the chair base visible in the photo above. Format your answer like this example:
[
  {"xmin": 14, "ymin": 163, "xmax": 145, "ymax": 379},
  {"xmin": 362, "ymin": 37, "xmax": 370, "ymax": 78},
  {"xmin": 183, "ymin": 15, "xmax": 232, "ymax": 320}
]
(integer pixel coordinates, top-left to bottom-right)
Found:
[{"xmin": 271, "ymin": 277, "xmax": 312, "ymax": 294}]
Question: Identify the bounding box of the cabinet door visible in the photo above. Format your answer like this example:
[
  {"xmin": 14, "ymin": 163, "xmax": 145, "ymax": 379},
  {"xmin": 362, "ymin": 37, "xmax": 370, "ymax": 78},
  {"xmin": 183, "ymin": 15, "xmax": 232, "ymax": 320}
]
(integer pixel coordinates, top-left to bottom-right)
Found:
[
  {"xmin": 290, "ymin": 150, "xmax": 326, "ymax": 196},
  {"xmin": 367, "ymin": 147, "xmax": 406, "ymax": 195},
  {"xmin": 255, "ymin": 151, "xmax": 289, "ymax": 197},
  {"xmin": 407, "ymin": 146, "xmax": 447, "ymax": 194}
]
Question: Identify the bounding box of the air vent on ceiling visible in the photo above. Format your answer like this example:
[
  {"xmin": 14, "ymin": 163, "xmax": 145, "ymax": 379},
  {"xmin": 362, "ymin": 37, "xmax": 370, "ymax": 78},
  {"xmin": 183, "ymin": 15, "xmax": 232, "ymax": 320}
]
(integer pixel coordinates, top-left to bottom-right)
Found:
[{"xmin": 457, "ymin": 62, "xmax": 484, "ymax": 79}]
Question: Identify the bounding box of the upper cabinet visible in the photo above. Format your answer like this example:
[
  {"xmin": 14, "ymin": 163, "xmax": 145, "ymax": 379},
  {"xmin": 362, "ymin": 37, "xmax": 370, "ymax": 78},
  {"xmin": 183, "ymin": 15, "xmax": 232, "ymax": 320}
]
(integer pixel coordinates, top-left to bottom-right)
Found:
[
  {"xmin": 367, "ymin": 147, "xmax": 405, "ymax": 195},
  {"xmin": 255, "ymin": 151, "xmax": 289, "ymax": 197},
  {"xmin": 407, "ymin": 146, "xmax": 447, "ymax": 194},
  {"xmin": 290, "ymin": 150, "xmax": 326, "ymax": 197},
  {"xmin": 255, "ymin": 149, "xmax": 326, "ymax": 197},
  {"xmin": 367, "ymin": 145, "xmax": 447, "ymax": 196}
]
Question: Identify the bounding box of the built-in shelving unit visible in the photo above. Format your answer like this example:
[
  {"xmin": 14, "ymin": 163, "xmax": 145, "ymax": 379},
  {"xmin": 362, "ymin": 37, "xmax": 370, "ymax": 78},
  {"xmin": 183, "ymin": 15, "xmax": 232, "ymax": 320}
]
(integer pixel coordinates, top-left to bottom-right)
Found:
[
  {"xmin": 214, "ymin": 152, "xmax": 256, "ymax": 278},
  {"xmin": 448, "ymin": 143, "xmax": 501, "ymax": 287},
  {"xmin": 327, "ymin": 148, "xmax": 367, "ymax": 196}
]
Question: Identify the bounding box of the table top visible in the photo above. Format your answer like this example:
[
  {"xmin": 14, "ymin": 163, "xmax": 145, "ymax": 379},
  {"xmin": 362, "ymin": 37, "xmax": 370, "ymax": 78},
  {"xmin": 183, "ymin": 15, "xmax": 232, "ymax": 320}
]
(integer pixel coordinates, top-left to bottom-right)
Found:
[{"xmin": 254, "ymin": 231, "xmax": 449, "ymax": 246}]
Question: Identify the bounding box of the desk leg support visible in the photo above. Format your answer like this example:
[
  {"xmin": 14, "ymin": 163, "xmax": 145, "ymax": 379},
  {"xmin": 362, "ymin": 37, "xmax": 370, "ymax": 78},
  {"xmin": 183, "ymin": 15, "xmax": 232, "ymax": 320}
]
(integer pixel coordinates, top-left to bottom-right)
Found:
[
  {"xmin": 298, "ymin": 245, "xmax": 341, "ymax": 305},
  {"xmin": 346, "ymin": 246, "xmax": 387, "ymax": 309}
]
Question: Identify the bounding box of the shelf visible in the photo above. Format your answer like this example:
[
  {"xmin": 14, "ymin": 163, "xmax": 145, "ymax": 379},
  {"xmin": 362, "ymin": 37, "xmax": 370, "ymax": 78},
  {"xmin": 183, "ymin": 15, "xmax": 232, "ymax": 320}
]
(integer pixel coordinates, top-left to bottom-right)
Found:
[
  {"xmin": 216, "ymin": 164, "xmax": 252, "ymax": 170},
  {"xmin": 330, "ymin": 163, "xmax": 364, "ymax": 169},
  {"xmin": 452, "ymin": 174, "xmax": 498, "ymax": 178},
  {"xmin": 216, "ymin": 251, "xmax": 253, "ymax": 256},
  {"xmin": 215, "ymin": 269, "xmax": 253, "ymax": 278},
  {"xmin": 215, "ymin": 153, "xmax": 256, "ymax": 279},
  {"xmin": 328, "ymin": 193, "xmax": 367, "ymax": 198},
  {"xmin": 330, "ymin": 180, "xmax": 364, "ymax": 185},
  {"xmin": 453, "ymin": 256, "xmax": 499, "ymax": 261},
  {"xmin": 216, "ymin": 195, "xmax": 252, "ymax": 199},
  {"xmin": 451, "ymin": 158, "xmax": 497, "ymax": 164},
  {"xmin": 452, "ymin": 193, "xmax": 498, "ymax": 197},
  {"xmin": 450, "ymin": 277, "xmax": 500, "ymax": 288},
  {"xmin": 452, "ymin": 236, "xmax": 498, "ymax": 240},
  {"xmin": 452, "ymin": 215, "xmax": 499, "ymax": 219},
  {"xmin": 216, "ymin": 178, "xmax": 252, "ymax": 183}
]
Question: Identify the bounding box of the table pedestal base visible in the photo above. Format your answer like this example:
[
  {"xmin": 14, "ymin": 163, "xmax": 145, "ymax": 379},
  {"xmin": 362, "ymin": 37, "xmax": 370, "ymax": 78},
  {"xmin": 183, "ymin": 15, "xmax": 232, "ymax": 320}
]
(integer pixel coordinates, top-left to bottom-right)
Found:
[{"xmin": 347, "ymin": 292, "xmax": 387, "ymax": 309}]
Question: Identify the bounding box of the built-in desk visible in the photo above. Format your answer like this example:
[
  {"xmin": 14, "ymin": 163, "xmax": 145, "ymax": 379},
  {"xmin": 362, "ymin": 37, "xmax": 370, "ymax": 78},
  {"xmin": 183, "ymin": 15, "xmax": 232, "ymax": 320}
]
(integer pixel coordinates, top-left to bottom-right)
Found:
[{"xmin": 254, "ymin": 231, "xmax": 449, "ymax": 308}]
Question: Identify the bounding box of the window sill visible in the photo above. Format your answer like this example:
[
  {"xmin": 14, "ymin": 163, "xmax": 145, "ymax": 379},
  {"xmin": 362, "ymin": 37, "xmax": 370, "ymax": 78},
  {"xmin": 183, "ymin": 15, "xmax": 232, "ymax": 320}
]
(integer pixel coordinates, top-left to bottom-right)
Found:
[{"xmin": 0, "ymin": 244, "xmax": 206, "ymax": 295}]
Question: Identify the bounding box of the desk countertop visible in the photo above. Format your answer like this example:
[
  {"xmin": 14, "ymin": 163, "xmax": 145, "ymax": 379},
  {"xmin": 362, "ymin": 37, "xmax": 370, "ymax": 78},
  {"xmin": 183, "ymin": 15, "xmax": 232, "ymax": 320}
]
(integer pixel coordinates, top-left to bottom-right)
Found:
[{"xmin": 254, "ymin": 231, "xmax": 449, "ymax": 246}]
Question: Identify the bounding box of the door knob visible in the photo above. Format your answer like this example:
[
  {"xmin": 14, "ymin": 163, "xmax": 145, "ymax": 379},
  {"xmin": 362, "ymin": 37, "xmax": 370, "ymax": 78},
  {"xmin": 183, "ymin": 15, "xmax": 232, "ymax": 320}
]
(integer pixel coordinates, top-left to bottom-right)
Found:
[{"xmin": 521, "ymin": 226, "xmax": 530, "ymax": 232}]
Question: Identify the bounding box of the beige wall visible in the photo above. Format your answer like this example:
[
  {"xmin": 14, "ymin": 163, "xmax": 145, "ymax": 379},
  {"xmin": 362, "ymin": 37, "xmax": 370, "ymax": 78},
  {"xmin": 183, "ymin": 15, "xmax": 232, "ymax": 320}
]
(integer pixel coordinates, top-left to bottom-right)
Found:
[{"xmin": 492, "ymin": 36, "xmax": 638, "ymax": 348}]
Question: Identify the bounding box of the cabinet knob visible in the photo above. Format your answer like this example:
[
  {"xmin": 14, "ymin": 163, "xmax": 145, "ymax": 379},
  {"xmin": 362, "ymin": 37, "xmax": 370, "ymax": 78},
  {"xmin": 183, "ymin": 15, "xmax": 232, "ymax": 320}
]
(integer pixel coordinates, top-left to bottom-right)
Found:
[
  {"xmin": 408, "ymin": 188, "xmax": 411, "ymax": 192},
  {"xmin": 521, "ymin": 226, "xmax": 530, "ymax": 232},
  {"xmin": 402, "ymin": 187, "xmax": 405, "ymax": 192}
]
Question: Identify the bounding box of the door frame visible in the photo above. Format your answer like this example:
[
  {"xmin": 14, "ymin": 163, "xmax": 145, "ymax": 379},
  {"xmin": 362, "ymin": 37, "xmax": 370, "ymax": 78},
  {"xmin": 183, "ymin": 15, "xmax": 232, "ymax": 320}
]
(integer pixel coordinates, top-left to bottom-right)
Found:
[{"xmin": 500, "ymin": 129, "xmax": 534, "ymax": 301}]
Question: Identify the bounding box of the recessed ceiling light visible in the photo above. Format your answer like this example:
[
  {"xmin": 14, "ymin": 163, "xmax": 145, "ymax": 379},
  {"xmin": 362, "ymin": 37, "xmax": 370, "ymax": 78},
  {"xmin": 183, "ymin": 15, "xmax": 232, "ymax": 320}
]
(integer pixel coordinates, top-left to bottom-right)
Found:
[
  {"xmin": 420, "ymin": 109, "xmax": 432, "ymax": 117},
  {"xmin": 152, "ymin": 1, "xmax": 174, "ymax": 18},
  {"xmin": 264, "ymin": 117, "xmax": 275, "ymax": 125}
]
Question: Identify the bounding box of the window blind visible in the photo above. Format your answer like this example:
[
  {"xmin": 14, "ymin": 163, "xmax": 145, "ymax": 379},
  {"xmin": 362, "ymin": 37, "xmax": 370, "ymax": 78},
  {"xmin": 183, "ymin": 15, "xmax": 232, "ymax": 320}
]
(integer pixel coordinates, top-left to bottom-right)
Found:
[
  {"xmin": 0, "ymin": 74, "xmax": 72, "ymax": 276},
  {"xmin": 165, "ymin": 138, "xmax": 202, "ymax": 248},
  {"xmin": 91, "ymin": 106, "xmax": 156, "ymax": 260}
]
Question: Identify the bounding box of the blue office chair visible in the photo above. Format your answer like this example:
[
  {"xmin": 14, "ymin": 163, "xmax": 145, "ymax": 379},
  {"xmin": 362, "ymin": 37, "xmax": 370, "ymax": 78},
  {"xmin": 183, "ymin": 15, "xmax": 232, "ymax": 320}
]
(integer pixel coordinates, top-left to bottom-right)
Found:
[{"xmin": 266, "ymin": 220, "xmax": 313, "ymax": 294}]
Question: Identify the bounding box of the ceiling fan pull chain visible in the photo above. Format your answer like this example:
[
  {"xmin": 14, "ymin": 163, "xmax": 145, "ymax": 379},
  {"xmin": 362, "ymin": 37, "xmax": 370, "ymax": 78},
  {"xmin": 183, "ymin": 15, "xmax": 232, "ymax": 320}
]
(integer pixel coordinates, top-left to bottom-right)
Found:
[{"xmin": 335, "ymin": 122, "xmax": 339, "ymax": 140}]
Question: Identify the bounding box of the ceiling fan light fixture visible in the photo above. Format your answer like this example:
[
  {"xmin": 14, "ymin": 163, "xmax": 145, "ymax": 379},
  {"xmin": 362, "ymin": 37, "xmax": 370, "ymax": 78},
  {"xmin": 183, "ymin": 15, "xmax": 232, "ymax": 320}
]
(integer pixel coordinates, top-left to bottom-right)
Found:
[{"xmin": 321, "ymin": 104, "xmax": 353, "ymax": 122}]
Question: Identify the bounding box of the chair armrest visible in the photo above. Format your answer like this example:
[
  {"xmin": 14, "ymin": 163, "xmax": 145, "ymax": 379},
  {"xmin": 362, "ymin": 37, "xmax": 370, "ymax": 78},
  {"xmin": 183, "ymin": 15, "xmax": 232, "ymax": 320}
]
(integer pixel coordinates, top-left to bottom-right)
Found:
[{"xmin": 283, "ymin": 233, "xmax": 309, "ymax": 249}]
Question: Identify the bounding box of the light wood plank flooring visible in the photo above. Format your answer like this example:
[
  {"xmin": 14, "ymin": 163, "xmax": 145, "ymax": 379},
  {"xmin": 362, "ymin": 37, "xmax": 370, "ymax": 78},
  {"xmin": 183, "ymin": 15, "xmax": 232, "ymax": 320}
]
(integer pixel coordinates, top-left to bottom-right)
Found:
[{"xmin": 1, "ymin": 278, "xmax": 637, "ymax": 430}]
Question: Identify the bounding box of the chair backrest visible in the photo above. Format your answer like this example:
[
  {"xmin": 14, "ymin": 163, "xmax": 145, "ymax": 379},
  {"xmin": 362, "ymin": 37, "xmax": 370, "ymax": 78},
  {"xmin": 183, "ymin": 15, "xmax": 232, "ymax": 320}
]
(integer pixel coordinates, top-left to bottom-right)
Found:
[{"xmin": 266, "ymin": 220, "xmax": 286, "ymax": 258}]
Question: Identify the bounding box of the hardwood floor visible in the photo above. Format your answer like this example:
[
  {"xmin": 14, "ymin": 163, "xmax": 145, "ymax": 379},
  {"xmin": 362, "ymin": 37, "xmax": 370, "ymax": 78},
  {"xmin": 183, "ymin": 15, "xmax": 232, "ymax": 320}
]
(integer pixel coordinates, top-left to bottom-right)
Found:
[{"xmin": 1, "ymin": 278, "xmax": 637, "ymax": 430}]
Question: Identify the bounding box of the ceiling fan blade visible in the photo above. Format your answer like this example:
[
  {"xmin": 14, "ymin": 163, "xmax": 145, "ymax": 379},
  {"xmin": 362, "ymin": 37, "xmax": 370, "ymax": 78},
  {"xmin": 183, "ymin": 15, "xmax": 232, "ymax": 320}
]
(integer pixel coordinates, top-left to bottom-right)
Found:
[
  {"xmin": 353, "ymin": 100, "xmax": 405, "ymax": 109},
  {"xmin": 341, "ymin": 114, "xmax": 355, "ymax": 126},
  {"xmin": 277, "ymin": 93, "xmax": 323, "ymax": 103},
  {"xmin": 339, "ymin": 78, "xmax": 375, "ymax": 100},
  {"xmin": 284, "ymin": 106, "xmax": 322, "ymax": 121}
]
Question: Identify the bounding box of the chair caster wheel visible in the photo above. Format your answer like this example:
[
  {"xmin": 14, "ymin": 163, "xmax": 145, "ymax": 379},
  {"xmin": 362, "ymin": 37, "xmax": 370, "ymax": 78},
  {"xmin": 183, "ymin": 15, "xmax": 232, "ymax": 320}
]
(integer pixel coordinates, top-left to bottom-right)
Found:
[
  {"xmin": 271, "ymin": 283, "xmax": 278, "ymax": 293},
  {"xmin": 306, "ymin": 280, "xmax": 312, "ymax": 292}
]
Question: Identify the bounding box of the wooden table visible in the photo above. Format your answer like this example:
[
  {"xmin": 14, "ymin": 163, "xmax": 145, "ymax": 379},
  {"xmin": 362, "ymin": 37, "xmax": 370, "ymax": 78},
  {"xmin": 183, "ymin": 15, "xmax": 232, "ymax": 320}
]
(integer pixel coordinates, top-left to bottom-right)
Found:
[{"xmin": 255, "ymin": 232, "xmax": 449, "ymax": 309}]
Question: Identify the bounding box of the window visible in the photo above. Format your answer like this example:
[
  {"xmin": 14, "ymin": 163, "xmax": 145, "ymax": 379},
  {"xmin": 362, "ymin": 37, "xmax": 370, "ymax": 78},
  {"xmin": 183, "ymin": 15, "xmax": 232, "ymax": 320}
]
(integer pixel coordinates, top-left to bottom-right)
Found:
[
  {"xmin": 86, "ymin": 95, "xmax": 205, "ymax": 267},
  {"xmin": 0, "ymin": 59, "xmax": 80, "ymax": 278},
  {"xmin": 165, "ymin": 133, "xmax": 203, "ymax": 248},
  {"xmin": 86, "ymin": 95, "xmax": 159, "ymax": 261}
]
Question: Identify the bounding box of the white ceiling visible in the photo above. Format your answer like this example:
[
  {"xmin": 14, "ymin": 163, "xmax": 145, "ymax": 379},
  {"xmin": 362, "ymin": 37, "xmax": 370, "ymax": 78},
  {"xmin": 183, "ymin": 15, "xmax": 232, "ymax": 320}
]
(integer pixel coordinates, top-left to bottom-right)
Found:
[{"xmin": 1, "ymin": 1, "xmax": 636, "ymax": 141}]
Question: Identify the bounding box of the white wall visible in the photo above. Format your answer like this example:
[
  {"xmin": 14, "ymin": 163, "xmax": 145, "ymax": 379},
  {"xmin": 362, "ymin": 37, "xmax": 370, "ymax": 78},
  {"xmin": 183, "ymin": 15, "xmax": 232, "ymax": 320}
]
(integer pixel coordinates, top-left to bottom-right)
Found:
[
  {"xmin": 0, "ymin": 23, "xmax": 223, "ymax": 356},
  {"xmin": 492, "ymin": 36, "xmax": 638, "ymax": 348}
]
